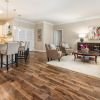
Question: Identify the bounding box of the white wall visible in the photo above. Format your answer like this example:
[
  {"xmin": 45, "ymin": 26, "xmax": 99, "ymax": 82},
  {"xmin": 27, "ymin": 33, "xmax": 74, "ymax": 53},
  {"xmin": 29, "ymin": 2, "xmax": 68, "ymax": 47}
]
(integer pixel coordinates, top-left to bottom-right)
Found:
[
  {"xmin": 14, "ymin": 19, "xmax": 34, "ymax": 29},
  {"xmin": 43, "ymin": 22, "xmax": 53, "ymax": 50},
  {"xmin": 13, "ymin": 19, "xmax": 35, "ymax": 51},
  {"xmin": 34, "ymin": 21, "xmax": 53, "ymax": 51},
  {"xmin": 54, "ymin": 18, "xmax": 100, "ymax": 50},
  {"xmin": 0, "ymin": 25, "xmax": 3, "ymax": 35},
  {"xmin": 34, "ymin": 22, "xmax": 44, "ymax": 51}
]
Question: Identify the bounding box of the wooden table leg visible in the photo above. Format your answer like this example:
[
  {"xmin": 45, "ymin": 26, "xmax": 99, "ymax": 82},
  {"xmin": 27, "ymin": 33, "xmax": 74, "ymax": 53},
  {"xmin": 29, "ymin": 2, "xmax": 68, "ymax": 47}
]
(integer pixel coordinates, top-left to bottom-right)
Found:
[
  {"xmin": 1, "ymin": 54, "xmax": 3, "ymax": 68},
  {"xmin": 74, "ymin": 54, "xmax": 76, "ymax": 61},
  {"xmin": 6, "ymin": 55, "xmax": 8, "ymax": 72},
  {"xmin": 95, "ymin": 56, "xmax": 97, "ymax": 63},
  {"xmin": 82, "ymin": 55, "xmax": 84, "ymax": 62}
]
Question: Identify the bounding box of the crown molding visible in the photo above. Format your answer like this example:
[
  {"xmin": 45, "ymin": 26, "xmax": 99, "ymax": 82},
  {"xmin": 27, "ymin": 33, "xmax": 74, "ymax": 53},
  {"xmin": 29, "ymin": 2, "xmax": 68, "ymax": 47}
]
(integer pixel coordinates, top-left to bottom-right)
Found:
[
  {"xmin": 55, "ymin": 15, "xmax": 100, "ymax": 26},
  {"xmin": 35, "ymin": 20, "xmax": 54, "ymax": 25},
  {"xmin": 43, "ymin": 21, "xmax": 54, "ymax": 26},
  {"xmin": 15, "ymin": 17, "xmax": 35, "ymax": 25}
]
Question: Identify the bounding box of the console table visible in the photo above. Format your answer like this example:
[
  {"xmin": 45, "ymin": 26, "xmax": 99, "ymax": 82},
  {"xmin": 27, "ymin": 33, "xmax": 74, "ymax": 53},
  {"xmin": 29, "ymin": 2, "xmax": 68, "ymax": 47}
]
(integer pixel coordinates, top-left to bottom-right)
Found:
[{"xmin": 77, "ymin": 42, "xmax": 100, "ymax": 55}]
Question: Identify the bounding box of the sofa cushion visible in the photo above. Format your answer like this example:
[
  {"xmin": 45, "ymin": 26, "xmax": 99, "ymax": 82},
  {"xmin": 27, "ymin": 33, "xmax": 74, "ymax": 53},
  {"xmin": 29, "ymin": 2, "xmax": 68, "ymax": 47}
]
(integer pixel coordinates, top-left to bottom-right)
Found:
[{"xmin": 65, "ymin": 43, "xmax": 70, "ymax": 48}]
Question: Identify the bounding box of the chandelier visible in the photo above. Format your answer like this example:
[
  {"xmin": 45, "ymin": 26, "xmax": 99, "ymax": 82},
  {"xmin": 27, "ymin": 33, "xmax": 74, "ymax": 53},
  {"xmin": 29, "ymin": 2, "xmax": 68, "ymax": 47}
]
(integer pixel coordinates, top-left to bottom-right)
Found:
[
  {"xmin": 5, "ymin": 0, "xmax": 15, "ymax": 38},
  {"xmin": 0, "ymin": 0, "xmax": 14, "ymax": 43}
]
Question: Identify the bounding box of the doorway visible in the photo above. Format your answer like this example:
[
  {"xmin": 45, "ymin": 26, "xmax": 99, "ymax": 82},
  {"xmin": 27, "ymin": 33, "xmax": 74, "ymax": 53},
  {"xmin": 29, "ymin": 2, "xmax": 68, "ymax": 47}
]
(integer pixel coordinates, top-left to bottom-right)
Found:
[{"xmin": 53, "ymin": 30, "xmax": 63, "ymax": 46}]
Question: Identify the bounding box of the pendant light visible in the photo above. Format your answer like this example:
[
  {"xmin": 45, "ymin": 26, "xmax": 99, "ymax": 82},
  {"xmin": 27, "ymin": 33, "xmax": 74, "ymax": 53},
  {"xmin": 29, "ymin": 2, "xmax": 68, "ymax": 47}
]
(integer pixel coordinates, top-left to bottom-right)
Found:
[{"xmin": 5, "ymin": 0, "xmax": 9, "ymax": 25}]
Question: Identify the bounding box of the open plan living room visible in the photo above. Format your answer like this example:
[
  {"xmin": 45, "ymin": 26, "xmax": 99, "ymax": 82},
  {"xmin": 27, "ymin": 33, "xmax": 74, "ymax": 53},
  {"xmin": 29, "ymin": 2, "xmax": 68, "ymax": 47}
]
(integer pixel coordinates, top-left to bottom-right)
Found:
[{"xmin": 0, "ymin": 0, "xmax": 100, "ymax": 100}]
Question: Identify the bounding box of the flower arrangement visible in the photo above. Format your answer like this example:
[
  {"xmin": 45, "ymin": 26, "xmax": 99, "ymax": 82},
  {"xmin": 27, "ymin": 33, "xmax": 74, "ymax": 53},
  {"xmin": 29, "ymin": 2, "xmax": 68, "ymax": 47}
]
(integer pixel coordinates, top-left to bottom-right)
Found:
[{"xmin": 80, "ymin": 44, "xmax": 89, "ymax": 53}]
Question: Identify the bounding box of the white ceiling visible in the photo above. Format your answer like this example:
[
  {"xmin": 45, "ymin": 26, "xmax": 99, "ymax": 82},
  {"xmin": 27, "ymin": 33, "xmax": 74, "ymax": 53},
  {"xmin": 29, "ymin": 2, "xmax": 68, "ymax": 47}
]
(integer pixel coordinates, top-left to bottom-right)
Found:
[{"xmin": 0, "ymin": 0, "xmax": 100, "ymax": 24}]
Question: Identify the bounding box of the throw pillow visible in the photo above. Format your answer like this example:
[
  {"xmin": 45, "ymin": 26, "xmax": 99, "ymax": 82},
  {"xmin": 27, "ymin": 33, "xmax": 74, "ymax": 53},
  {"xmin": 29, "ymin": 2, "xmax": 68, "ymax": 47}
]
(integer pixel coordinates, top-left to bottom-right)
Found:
[
  {"xmin": 64, "ymin": 43, "xmax": 70, "ymax": 48},
  {"xmin": 50, "ymin": 44, "xmax": 56, "ymax": 50}
]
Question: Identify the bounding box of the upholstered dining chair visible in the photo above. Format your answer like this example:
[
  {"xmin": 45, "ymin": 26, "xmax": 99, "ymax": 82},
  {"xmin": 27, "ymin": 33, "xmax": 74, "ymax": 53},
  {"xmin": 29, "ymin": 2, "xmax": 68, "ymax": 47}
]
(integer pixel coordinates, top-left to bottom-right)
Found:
[{"xmin": 0, "ymin": 42, "xmax": 19, "ymax": 71}]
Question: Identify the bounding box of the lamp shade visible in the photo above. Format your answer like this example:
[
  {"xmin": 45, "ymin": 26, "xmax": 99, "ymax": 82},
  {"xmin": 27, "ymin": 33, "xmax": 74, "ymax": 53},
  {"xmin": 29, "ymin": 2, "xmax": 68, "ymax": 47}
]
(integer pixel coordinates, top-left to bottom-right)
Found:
[{"xmin": 78, "ymin": 33, "xmax": 86, "ymax": 38}]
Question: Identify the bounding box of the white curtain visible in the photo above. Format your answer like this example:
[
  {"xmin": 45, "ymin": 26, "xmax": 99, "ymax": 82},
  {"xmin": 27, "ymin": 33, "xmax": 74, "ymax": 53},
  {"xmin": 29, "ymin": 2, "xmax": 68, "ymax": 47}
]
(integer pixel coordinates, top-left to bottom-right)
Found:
[
  {"xmin": 53, "ymin": 30, "xmax": 62, "ymax": 46},
  {"xmin": 13, "ymin": 27, "xmax": 34, "ymax": 51}
]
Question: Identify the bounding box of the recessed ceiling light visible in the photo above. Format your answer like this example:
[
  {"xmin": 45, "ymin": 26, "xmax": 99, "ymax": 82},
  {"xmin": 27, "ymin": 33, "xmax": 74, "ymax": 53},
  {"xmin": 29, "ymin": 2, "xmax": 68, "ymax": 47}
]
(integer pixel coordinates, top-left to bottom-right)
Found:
[{"xmin": 0, "ymin": 10, "xmax": 3, "ymax": 14}]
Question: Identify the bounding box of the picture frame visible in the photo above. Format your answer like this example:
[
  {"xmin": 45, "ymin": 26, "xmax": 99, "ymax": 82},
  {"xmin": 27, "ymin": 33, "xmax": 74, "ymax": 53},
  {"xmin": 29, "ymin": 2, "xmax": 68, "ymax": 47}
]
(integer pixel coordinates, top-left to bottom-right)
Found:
[
  {"xmin": 87, "ymin": 26, "xmax": 100, "ymax": 40},
  {"xmin": 37, "ymin": 29, "xmax": 42, "ymax": 41}
]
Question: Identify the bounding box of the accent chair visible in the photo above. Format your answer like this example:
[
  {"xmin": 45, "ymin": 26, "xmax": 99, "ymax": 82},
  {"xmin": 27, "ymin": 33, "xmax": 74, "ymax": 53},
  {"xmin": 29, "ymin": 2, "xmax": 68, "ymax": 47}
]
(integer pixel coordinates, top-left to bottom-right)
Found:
[
  {"xmin": 45, "ymin": 44, "xmax": 62, "ymax": 61},
  {"xmin": 60, "ymin": 42, "xmax": 73, "ymax": 55}
]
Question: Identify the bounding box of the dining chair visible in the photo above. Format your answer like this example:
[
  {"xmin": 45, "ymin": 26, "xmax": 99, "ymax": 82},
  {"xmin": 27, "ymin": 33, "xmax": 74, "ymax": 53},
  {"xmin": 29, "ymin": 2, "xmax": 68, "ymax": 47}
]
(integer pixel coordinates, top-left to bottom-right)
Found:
[
  {"xmin": 18, "ymin": 41, "xmax": 30, "ymax": 62},
  {"xmin": 0, "ymin": 42, "xmax": 19, "ymax": 71},
  {"xmin": 0, "ymin": 44, "xmax": 7, "ymax": 68}
]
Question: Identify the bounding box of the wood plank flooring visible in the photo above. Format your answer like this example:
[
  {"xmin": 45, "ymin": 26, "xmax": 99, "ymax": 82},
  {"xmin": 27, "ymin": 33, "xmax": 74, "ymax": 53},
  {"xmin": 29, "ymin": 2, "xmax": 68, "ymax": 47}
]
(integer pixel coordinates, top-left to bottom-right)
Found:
[{"xmin": 0, "ymin": 52, "xmax": 100, "ymax": 100}]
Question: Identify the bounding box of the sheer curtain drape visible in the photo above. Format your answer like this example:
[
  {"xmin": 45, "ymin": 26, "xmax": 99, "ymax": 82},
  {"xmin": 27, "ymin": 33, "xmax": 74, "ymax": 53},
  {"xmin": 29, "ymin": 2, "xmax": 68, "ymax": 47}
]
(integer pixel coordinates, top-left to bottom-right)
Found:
[
  {"xmin": 53, "ymin": 30, "xmax": 62, "ymax": 46},
  {"xmin": 13, "ymin": 27, "xmax": 34, "ymax": 51}
]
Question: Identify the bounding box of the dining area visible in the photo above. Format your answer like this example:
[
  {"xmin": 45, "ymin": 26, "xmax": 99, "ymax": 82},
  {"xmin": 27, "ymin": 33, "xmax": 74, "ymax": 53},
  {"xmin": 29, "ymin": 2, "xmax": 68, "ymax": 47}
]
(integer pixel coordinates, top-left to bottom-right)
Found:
[{"xmin": 0, "ymin": 40, "xmax": 30, "ymax": 72}]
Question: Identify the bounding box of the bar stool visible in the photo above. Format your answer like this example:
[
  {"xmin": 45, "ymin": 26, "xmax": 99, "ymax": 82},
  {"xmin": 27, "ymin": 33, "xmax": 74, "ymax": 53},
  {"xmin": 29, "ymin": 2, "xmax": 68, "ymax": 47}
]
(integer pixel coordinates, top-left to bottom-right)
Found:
[{"xmin": 1, "ymin": 42, "xmax": 19, "ymax": 71}]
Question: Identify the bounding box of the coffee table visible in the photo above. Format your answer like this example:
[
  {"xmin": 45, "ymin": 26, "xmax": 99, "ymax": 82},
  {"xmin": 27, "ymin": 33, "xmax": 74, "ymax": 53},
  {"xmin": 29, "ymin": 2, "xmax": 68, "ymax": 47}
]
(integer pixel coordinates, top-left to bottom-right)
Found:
[{"xmin": 73, "ymin": 51, "xmax": 99, "ymax": 63}]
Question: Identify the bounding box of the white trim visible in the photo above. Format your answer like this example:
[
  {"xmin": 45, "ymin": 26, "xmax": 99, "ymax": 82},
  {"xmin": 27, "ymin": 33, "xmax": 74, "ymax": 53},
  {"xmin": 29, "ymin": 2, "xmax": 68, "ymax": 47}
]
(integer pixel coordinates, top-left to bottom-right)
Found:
[
  {"xmin": 43, "ymin": 21, "xmax": 54, "ymax": 26},
  {"xmin": 56, "ymin": 29, "xmax": 63, "ymax": 42},
  {"xmin": 35, "ymin": 21, "xmax": 54, "ymax": 26},
  {"xmin": 53, "ymin": 29, "xmax": 63, "ymax": 45},
  {"xmin": 56, "ymin": 15, "xmax": 100, "ymax": 25},
  {"xmin": 33, "ymin": 49, "xmax": 46, "ymax": 52},
  {"xmin": 15, "ymin": 17, "xmax": 35, "ymax": 25}
]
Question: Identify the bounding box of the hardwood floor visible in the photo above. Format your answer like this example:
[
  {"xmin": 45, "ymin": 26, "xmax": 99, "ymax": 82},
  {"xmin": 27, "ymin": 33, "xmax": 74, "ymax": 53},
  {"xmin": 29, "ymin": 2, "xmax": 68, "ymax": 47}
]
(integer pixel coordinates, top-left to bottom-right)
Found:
[{"xmin": 0, "ymin": 52, "xmax": 100, "ymax": 100}]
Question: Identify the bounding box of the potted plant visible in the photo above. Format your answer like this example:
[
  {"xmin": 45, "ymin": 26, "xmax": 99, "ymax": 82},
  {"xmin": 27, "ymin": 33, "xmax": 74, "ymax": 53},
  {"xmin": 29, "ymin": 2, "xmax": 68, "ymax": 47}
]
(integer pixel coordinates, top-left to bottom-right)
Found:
[{"xmin": 80, "ymin": 38, "xmax": 84, "ymax": 42}]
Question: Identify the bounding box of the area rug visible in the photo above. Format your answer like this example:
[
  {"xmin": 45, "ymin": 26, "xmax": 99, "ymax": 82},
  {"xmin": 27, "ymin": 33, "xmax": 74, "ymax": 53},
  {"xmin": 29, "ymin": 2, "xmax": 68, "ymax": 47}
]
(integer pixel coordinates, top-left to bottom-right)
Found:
[{"xmin": 47, "ymin": 55, "xmax": 100, "ymax": 78}]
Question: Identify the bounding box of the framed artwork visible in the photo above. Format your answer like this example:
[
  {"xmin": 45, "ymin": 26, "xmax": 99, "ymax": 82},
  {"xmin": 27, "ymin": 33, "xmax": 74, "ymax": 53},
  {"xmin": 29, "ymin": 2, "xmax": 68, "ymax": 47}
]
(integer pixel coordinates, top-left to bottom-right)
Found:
[
  {"xmin": 37, "ymin": 29, "xmax": 42, "ymax": 41},
  {"xmin": 87, "ymin": 26, "xmax": 100, "ymax": 40}
]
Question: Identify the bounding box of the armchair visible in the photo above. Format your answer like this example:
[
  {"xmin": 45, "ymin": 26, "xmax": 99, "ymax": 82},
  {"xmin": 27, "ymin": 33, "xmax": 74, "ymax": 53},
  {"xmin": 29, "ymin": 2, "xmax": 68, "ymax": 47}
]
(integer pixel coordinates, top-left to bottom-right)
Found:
[
  {"xmin": 45, "ymin": 44, "xmax": 62, "ymax": 61},
  {"xmin": 60, "ymin": 42, "xmax": 73, "ymax": 55}
]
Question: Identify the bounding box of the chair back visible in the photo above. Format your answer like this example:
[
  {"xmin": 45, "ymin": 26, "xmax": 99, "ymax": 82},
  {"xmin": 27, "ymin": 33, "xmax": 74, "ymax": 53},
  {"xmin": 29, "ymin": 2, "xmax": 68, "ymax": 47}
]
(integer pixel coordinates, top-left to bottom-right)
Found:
[
  {"xmin": 19, "ymin": 41, "xmax": 26, "ymax": 47},
  {"xmin": 45, "ymin": 44, "xmax": 50, "ymax": 51},
  {"xmin": 0, "ymin": 44, "xmax": 7, "ymax": 54},
  {"xmin": 7, "ymin": 42, "xmax": 19, "ymax": 55},
  {"xmin": 27, "ymin": 41, "xmax": 30, "ymax": 49},
  {"xmin": 25, "ymin": 41, "xmax": 30, "ymax": 50}
]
